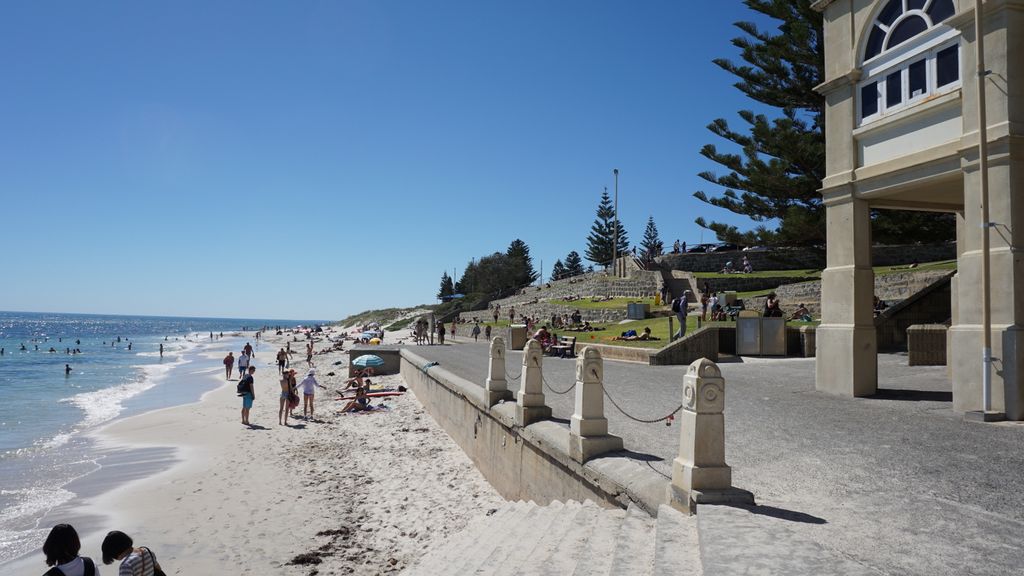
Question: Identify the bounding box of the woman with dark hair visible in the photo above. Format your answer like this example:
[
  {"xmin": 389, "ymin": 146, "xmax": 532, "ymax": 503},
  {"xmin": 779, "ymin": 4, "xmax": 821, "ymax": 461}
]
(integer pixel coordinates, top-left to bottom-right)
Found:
[
  {"xmin": 42, "ymin": 524, "xmax": 98, "ymax": 576},
  {"xmin": 101, "ymin": 530, "xmax": 164, "ymax": 576}
]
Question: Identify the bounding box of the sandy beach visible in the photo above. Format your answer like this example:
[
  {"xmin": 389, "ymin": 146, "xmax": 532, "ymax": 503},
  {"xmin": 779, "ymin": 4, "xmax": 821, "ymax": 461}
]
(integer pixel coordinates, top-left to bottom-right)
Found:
[{"xmin": 7, "ymin": 330, "xmax": 502, "ymax": 575}]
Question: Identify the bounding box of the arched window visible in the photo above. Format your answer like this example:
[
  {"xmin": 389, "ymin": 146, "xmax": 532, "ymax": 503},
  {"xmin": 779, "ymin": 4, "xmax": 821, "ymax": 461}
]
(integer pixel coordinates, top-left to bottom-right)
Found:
[
  {"xmin": 864, "ymin": 0, "xmax": 956, "ymax": 60},
  {"xmin": 858, "ymin": 0, "xmax": 961, "ymax": 124}
]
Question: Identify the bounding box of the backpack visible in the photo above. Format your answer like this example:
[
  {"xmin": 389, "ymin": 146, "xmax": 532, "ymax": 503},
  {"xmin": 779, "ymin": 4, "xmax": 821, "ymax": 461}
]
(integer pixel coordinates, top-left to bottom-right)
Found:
[
  {"xmin": 671, "ymin": 297, "xmax": 682, "ymax": 313},
  {"xmin": 236, "ymin": 376, "xmax": 250, "ymax": 395},
  {"xmin": 44, "ymin": 557, "xmax": 95, "ymax": 576}
]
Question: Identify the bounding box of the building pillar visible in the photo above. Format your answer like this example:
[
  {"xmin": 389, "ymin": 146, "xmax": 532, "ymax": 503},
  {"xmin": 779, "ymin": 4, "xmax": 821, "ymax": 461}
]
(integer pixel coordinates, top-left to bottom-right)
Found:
[
  {"xmin": 569, "ymin": 347, "xmax": 623, "ymax": 463},
  {"xmin": 950, "ymin": 141, "xmax": 1024, "ymax": 419},
  {"xmin": 484, "ymin": 337, "xmax": 512, "ymax": 406},
  {"xmin": 816, "ymin": 194, "xmax": 878, "ymax": 396},
  {"xmin": 516, "ymin": 339, "xmax": 551, "ymax": 426}
]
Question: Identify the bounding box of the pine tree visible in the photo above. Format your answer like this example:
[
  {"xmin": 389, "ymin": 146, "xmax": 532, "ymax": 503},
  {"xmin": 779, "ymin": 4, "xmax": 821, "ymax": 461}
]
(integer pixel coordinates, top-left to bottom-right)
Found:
[
  {"xmin": 694, "ymin": 0, "xmax": 952, "ymax": 246},
  {"xmin": 640, "ymin": 216, "xmax": 664, "ymax": 262},
  {"xmin": 585, "ymin": 189, "xmax": 629, "ymax": 265},
  {"xmin": 550, "ymin": 260, "xmax": 566, "ymax": 281},
  {"xmin": 437, "ymin": 272, "xmax": 455, "ymax": 300},
  {"xmin": 506, "ymin": 239, "xmax": 539, "ymax": 287},
  {"xmin": 564, "ymin": 251, "xmax": 585, "ymax": 277}
]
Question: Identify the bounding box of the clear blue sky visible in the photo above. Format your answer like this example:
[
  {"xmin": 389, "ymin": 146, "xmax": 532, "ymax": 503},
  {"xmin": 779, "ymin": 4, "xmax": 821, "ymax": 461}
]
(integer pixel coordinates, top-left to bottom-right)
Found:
[{"xmin": 0, "ymin": 0, "xmax": 774, "ymax": 321}]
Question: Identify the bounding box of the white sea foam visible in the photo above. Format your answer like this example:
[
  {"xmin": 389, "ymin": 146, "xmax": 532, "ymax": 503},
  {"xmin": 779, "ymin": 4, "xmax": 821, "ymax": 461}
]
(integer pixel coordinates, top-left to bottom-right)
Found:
[{"xmin": 0, "ymin": 487, "xmax": 76, "ymax": 564}]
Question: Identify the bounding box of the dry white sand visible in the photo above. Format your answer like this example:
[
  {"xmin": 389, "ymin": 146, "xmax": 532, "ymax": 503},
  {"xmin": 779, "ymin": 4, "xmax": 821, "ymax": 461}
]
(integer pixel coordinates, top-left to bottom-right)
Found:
[{"xmin": 8, "ymin": 331, "xmax": 502, "ymax": 575}]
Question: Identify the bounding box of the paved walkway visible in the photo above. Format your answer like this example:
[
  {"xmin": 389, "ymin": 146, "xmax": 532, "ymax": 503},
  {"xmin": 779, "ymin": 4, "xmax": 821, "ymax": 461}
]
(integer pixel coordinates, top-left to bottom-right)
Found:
[{"xmin": 411, "ymin": 336, "xmax": 1024, "ymax": 576}]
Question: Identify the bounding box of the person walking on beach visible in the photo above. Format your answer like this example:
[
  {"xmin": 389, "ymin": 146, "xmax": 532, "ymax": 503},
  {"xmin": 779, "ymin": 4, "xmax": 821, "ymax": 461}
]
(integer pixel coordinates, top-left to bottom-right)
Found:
[
  {"xmin": 305, "ymin": 342, "xmax": 314, "ymax": 366},
  {"xmin": 276, "ymin": 348, "xmax": 288, "ymax": 374},
  {"xmin": 279, "ymin": 369, "xmax": 297, "ymax": 426},
  {"xmin": 158, "ymin": 343, "xmax": 163, "ymax": 358},
  {"xmin": 236, "ymin": 350, "xmax": 250, "ymax": 378},
  {"xmin": 101, "ymin": 530, "xmax": 164, "ymax": 576},
  {"xmin": 472, "ymin": 323, "xmax": 481, "ymax": 342},
  {"xmin": 239, "ymin": 366, "xmax": 256, "ymax": 426},
  {"xmin": 485, "ymin": 325, "xmax": 492, "ymax": 341},
  {"xmin": 244, "ymin": 341, "xmax": 253, "ymax": 357},
  {"xmin": 41, "ymin": 524, "xmax": 97, "ymax": 576},
  {"xmin": 299, "ymin": 369, "xmax": 324, "ymax": 420},
  {"xmin": 224, "ymin": 352, "xmax": 235, "ymax": 379}
]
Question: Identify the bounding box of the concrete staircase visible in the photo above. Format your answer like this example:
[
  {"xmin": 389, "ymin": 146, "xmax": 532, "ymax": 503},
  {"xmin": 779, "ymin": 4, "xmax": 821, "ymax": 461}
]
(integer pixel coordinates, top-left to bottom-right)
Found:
[{"xmin": 402, "ymin": 500, "xmax": 699, "ymax": 576}]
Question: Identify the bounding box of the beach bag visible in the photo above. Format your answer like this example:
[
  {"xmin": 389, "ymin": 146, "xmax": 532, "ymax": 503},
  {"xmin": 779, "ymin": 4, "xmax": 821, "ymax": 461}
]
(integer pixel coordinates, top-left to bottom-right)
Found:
[
  {"xmin": 141, "ymin": 546, "xmax": 166, "ymax": 576},
  {"xmin": 671, "ymin": 297, "xmax": 681, "ymax": 313},
  {"xmin": 236, "ymin": 377, "xmax": 250, "ymax": 395}
]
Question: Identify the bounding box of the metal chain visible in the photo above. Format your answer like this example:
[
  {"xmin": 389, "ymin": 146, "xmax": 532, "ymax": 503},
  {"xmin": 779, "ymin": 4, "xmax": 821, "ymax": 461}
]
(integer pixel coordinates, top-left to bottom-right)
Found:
[
  {"xmin": 504, "ymin": 369, "xmax": 522, "ymax": 381},
  {"xmin": 602, "ymin": 388, "xmax": 683, "ymax": 424},
  {"xmin": 542, "ymin": 374, "xmax": 575, "ymax": 396}
]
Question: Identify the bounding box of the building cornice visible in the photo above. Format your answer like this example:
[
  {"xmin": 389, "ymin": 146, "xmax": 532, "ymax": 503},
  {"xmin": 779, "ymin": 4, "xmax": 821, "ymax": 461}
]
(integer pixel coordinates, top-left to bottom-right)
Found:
[
  {"xmin": 814, "ymin": 69, "xmax": 862, "ymax": 96},
  {"xmin": 810, "ymin": 0, "xmax": 839, "ymax": 13}
]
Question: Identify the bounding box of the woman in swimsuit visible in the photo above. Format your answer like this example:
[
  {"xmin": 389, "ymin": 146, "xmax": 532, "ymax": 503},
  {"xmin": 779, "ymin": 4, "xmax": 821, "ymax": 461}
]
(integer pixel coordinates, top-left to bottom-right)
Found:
[{"xmin": 278, "ymin": 369, "xmax": 297, "ymax": 426}]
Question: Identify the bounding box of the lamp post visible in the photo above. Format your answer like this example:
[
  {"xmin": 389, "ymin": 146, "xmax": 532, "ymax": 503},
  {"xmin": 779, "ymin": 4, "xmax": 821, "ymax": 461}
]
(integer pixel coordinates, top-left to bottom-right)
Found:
[
  {"xmin": 974, "ymin": 0, "xmax": 997, "ymax": 418},
  {"xmin": 612, "ymin": 169, "xmax": 619, "ymax": 276}
]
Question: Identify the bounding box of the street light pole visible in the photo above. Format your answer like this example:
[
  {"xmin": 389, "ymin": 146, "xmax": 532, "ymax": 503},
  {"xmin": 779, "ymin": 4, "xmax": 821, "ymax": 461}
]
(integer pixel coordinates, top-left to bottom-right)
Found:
[
  {"xmin": 613, "ymin": 168, "xmax": 619, "ymax": 276},
  {"xmin": 975, "ymin": 0, "xmax": 994, "ymax": 414}
]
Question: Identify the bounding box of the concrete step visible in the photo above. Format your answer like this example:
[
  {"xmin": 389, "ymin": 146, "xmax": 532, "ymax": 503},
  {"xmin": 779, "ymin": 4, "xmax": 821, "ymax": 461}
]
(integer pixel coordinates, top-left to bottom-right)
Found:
[
  {"xmin": 405, "ymin": 501, "xmax": 519, "ymax": 576},
  {"xmin": 468, "ymin": 500, "xmax": 565, "ymax": 569},
  {"xmin": 569, "ymin": 505, "xmax": 628, "ymax": 576},
  {"xmin": 449, "ymin": 500, "xmax": 533, "ymax": 576},
  {"xmin": 697, "ymin": 504, "xmax": 876, "ymax": 576},
  {"xmin": 460, "ymin": 500, "xmax": 541, "ymax": 575},
  {"xmin": 653, "ymin": 505, "xmax": 701, "ymax": 576},
  {"xmin": 507, "ymin": 500, "xmax": 584, "ymax": 576},
  {"xmin": 607, "ymin": 504, "xmax": 657, "ymax": 576},
  {"xmin": 536, "ymin": 500, "xmax": 604, "ymax": 576}
]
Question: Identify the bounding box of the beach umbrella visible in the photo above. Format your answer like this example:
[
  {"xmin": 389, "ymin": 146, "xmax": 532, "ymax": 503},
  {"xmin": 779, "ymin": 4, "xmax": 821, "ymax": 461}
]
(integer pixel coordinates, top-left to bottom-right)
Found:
[{"xmin": 353, "ymin": 354, "xmax": 384, "ymax": 368}]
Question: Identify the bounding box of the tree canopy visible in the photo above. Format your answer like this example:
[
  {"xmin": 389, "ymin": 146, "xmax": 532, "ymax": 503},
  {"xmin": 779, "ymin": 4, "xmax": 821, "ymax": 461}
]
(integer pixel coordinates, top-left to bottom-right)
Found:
[
  {"xmin": 695, "ymin": 0, "xmax": 953, "ymax": 246},
  {"xmin": 640, "ymin": 216, "xmax": 664, "ymax": 262},
  {"xmin": 585, "ymin": 189, "xmax": 629, "ymax": 265}
]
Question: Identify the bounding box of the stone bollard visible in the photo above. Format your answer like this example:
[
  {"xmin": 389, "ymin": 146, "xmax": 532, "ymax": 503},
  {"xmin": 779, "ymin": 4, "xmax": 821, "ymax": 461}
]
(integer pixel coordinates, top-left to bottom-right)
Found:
[
  {"xmin": 670, "ymin": 358, "xmax": 754, "ymax": 513},
  {"xmin": 485, "ymin": 337, "xmax": 512, "ymax": 406},
  {"xmin": 516, "ymin": 339, "xmax": 552, "ymax": 425},
  {"xmin": 569, "ymin": 347, "xmax": 623, "ymax": 463}
]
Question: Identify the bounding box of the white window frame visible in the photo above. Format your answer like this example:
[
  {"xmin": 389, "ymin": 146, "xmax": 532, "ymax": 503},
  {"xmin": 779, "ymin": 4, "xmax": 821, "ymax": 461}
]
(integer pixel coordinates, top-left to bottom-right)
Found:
[{"xmin": 857, "ymin": 36, "xmax": 961, "ymax": 126}]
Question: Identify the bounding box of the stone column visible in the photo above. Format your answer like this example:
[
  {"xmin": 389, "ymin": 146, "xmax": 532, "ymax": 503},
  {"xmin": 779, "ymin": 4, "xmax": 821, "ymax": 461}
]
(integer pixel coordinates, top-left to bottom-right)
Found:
[
  {"xmin": 948, "ymin": 3, "xmax": 1024, "ymax": 420},
  {"xmin": 484, "ymin": 337, "xmax": 512, "ymax": 406},
  {"xmin": 569, "ymin": 347, "xmax": 623, "ymax": 463},
  {"xmin": 516, "ymin": 340, "xmax": 552, "ymax": 426},
  {"xmin": 670, "ymin": 358, "xmax": 753, "ymax": 513},
  {"xmin": 815, "ymin": 194, "xmax": 878, "ymax": 396}
]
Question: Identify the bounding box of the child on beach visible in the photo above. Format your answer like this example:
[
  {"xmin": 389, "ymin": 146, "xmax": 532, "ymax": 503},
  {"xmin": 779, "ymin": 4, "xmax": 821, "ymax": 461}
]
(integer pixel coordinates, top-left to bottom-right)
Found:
[
  {"xmin": 41, "ymin": 524, "xmax": 98, "ymax": 576},
  {"xmin": 101, "ymin": 530, "xmax": 164, "ymax": 576},
  {"xmin": 299, "ymin": 369, "xmax": 324, "ymax": 419}
]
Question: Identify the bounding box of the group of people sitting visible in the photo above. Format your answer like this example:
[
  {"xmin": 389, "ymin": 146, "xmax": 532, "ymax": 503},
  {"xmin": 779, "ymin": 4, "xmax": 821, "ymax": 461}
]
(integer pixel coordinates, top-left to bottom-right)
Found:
[
  {"xmin": 720, "ymin": 256, "xmax": 755, "ymax": 274},
  {"xmin": 39, "ymin": 523, "xmax": 164, "ymax": 576}
]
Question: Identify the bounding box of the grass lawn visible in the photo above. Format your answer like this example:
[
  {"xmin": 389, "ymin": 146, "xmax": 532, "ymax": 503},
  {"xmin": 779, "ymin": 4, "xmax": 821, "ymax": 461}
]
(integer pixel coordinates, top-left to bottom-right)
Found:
[
  {"xmin": 572, "ymin": 317, "xmax": 700, "ymax": 349},
  {"xmin": 873, "ymin": 259, "xmax": 956, "ymax": 275},
  {"xmin": 548, "ymin": 297, "xmax": 662, "ymax": 310},
  {"xmin": 693, "ymin": 269, "xmax": 822, "ymax": 280}
]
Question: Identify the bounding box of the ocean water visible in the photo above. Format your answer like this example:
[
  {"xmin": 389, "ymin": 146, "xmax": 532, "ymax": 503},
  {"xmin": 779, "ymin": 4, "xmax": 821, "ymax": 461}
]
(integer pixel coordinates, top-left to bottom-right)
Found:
[{"xmin": 0, "ymin": 311, "xmax": 323, "ymax": 565}]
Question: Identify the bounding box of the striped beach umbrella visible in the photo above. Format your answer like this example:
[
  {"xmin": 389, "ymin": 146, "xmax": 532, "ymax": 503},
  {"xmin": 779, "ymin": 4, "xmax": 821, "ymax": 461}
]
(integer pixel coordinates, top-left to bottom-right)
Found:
[{"xmin": 353, "ymin": 354, "xmax": 385, "ymax": 368}]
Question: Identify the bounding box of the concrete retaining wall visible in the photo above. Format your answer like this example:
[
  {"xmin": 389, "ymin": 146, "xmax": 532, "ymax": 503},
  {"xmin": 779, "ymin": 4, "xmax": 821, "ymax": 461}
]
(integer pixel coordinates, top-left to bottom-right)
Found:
[{"xmin": 399, "ymin": 349, "xmax": 670, "ymax": 514}]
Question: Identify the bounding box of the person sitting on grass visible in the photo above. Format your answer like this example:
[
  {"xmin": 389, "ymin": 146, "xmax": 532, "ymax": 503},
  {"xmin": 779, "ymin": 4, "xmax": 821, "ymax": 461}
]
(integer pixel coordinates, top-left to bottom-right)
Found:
[
  {"xmin": 341, "ymin": 385, "xmax": 371, "ymax": 413},
  {"xmin": 613, "ymin": 327, "xmax": 659, "ymax": 341},
  {"xmin": 790, "ymin": 304, "xmax": 813, "ymax": 322}
]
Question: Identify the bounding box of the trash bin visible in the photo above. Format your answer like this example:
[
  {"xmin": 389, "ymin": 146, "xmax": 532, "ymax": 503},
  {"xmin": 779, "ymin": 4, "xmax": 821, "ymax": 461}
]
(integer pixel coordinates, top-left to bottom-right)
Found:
[
  {"xmin": 735, "ymin": 311, "xmax": 762, "ymax": 356},
  {"xmin": 626, "ymin": 303, "xmax": 650, "ymax": 320},
  {"xmin": 761, "ymin": 317, "xmax": 786, "ymax": 356}
]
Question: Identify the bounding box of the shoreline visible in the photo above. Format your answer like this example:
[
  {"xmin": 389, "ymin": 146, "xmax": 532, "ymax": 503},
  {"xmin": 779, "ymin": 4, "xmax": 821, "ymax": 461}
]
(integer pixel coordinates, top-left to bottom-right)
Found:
[{"xmin": 5, "ymin": 328, "xmax": 504, "ymax": 575}]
